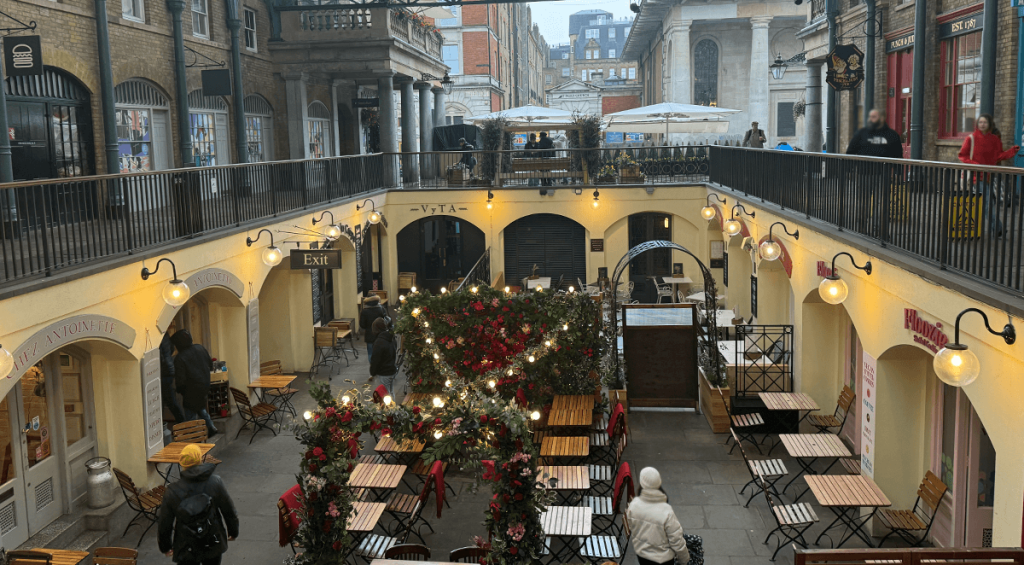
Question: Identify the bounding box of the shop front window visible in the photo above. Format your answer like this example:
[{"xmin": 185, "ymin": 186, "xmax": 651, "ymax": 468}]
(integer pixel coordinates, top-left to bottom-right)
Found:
[
  {"xmin": 308, "ymin": 119, "xmax": 328, "ymax": 158},
  {"xmin": 245, "ymin": 116, "xmax": 265, "ymax": 162},
  {"xmin": 190, "ymin": 112, "xmax": 217, "ymax": 166},
  {"xmin": 940, "ymin": 31, "xmax": 981, "ymax": 138},
  {"xmin": 116, "ymin": 108, "xmax": 152, "ymax": 173}
]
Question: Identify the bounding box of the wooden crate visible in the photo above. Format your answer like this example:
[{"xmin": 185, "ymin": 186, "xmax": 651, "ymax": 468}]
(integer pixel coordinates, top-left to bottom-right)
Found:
[{"xmin": 698, "ymin": 369, "xmax": 731, "ymax": 433}]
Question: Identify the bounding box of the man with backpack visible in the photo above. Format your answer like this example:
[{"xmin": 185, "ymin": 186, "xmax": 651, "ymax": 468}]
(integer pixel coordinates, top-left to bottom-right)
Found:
[{"xmin": 158, "ymin": 444, "xmax": 239, "ymax": 565}]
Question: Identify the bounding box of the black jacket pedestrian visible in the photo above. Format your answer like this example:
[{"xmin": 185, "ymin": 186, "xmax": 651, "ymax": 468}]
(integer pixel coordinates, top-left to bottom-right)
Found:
[
  {"xmin": 524, "ymin": 140, "xmax": 539, "ymax": 158},
  {"xmin": 170, "ymin": 330, "xmax": 213, "ymax": 413},
  {"xmin": 160, "ymin": 332, "xmax": 176, "ymax": 381},
  {"xmin": 360, "ymin": 303, "xmax": 386, "ymax": 343},
  {"xmin": 370, "ymin": 330, "xmax": 398, "ymax": 376},
  {"xmin": 158, "ymin": 463, "xmax": 239, "ymax": 562},
  {"xmin": 846, "ymin": 124, "xmax": 903, "ymax": 158},
  {"xmin": 538, "ymin": 136, "xmax": 555, "ymax": 158}
]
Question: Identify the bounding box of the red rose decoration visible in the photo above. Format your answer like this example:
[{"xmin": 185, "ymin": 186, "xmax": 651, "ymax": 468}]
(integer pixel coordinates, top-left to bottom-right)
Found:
[
  {"xmin": 434, "ymin": 418, "xmax": 442, "ymax": 425},
  {"xmin": 480, "ymin": 415, "xmax": 488, "ymax": 424},
  {"xmin": 305, "ymin": 451, "xmax": 313, "ymax": 459},
  {"xmin": 514, "ymin": 493, "xmax": 524, "ymax": 501},
  {"xmin": 332, "ymin": 541, "xmax": 342, "ymax": 551},
  {"xmin": 309, "ymin": 463, "xmax": 318, "ymax": 473},
  {"xmin": 313, "ymin": 447, "xmax": 324, "ymax": 456},
  {"xmin": 413, "ymin": 406, "xmax": 421, "ymax": 414},
  {"xmin": 509, "ymin": 547, "xmax": 518, "ymax": 555},
  {"xmin": 340, "ymin": 411, "xmax": 353, "ymax": 423}
]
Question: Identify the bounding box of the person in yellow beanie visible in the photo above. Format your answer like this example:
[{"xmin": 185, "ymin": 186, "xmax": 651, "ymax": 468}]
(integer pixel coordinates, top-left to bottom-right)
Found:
[{"xmin": 158, "ymin": 444, "xmax": 238, "ymax": 564}]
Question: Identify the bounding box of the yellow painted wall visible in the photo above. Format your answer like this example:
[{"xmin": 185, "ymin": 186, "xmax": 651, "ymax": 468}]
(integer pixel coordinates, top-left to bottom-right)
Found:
[{"xmin": 259, "ymin": 265, "xmax": 315, "ymax": 373}]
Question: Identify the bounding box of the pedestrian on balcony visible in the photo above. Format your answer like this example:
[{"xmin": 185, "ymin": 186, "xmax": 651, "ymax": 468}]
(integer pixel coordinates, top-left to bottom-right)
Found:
[
  {"xmin": 457, "ymin": 137, "xmax": 477, "ymax": 175},
  {"xmin": 538, "ymin": 132, "xmax": 555, "ymax": 186},
  {"xmin": 846, "ymin": 109, "xmax": 902, "ymax": 158},
  {"xmin": 846, "ymin": 109, "xmax": 903, "ymax": 233},
  {"xmin": 958, "ymin": 114, "xmax": 1019, "ymax": 237},
  {"xmin": 742, "ymin": 121, "xmax": 766, "ymax": 148},
  {"xmin": 525, "ymin": 133, "xmax": 540, "ymax": 186}
]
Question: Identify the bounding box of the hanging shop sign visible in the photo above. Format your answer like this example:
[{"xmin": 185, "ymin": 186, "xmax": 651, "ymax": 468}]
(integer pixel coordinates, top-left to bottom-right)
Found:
[
  {"xmin": 885, "ymin": 30, "xmax": 915, "ymax": 53},
  {"xmin": 861, "ymin": 351, "xmax": 877, "ymax": 478},
  {"xmin": 141, "ymin": 347, "xmax": 164, "ymax": 459},
  {"xmin": 903, "ymin": 308, "xmax": 951, "ymax": 353},
  {"xmin": 291, "ymin": 248, "xmax": 342, "ymax": 269},
  {"xmin": 3, "ymin": 36, "xmax": 43, "ymax": 77},
  {"xmin": 826, "ymin": 44, "xmax": 865, "ymax": 91},
  {"xmin": 352, "ymin": 98, "xmax": 380, "ymax": 108},
  {"xmin": 938, "ymin": 10, "xmax": 982, "ymax": 39}
]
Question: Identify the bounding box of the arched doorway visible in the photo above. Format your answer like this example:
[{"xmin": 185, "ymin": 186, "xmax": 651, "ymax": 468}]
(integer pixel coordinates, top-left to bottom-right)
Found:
[
  {"xmin": 115, "ymin": 78, "xmax": 173, "ymax": 172},
  {"xmin": 627, "ymin": 212, "xmax": 672, "ymax": 303},
  {"xmin": 188, "ymin": 89, "xmax": 230, "ymax": 166},
  {"xmin": 503, "ymin": 214, "xmax": 585, "ymax": 291},
  {"xmin": 243, "ymin": 94, "xmax": 274, "ymax": 162},
  {"xmin": 5, "ymin": 67, "xmax": 93, "ymax": 181},
  {"xmin": 397, "ymin": 216, "xmax": 485, "ymax": 293}
]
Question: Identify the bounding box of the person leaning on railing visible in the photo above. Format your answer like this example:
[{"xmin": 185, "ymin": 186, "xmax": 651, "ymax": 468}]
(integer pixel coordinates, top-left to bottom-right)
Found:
[
  {"xmin": 845, "ymin": 109, "xmax": 903, "ymax": 233},
  {"xmin": 957, "ymin": 113, "xmax": 1019, "ymax": 238}
]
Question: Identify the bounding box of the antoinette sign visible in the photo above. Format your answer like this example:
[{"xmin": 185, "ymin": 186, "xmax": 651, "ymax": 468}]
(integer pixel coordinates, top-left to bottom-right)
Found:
[{"xmin": 904, "ymin": 309, "xmax": 950, "ymax": 353}]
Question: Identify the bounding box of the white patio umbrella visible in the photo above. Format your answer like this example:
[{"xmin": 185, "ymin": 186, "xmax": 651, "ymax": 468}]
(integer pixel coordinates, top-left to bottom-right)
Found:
[
  {"xmin": 413, "ymin": 6, "xmax": 455, "ymax": 20},
  {"xmin": 464, "ymin": 105, "xmax": 576, "ymax": 127},
  {"xmin": 603, "ymin": 102, "xmax": 741, "ymax": 136}
]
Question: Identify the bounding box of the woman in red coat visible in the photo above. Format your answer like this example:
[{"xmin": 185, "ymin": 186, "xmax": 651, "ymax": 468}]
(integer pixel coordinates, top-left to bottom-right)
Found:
[{"xmin": 957, "ymin": 114, "xmax": 1019, "ymax": 237}]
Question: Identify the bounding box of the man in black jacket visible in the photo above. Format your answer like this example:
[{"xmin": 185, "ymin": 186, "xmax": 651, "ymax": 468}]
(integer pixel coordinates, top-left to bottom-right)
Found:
[
  {"xmin": 158, "ymin": 444, "xmax": 238, "ymax": 565},
  {"xmin": 845, "ymin": 109, "xmax": 904, "ymax": 231},
  {"xmin": 846, "ymin": 109, "xmax": 903, "ymax": 158},
  {"xmin": 160, "ymin": 323, "xmax": 186, "ymax": 423},
  {"xmin": 537, "ymin": 132, "xmax": 555, "ymax": 186},
  {"xmin": 170, "ymin": 329, "xmax": 217, "ymax": 436},
  {"xmin": 370, "ymin": 317, "xmax": 398, "ymax": 394},
  {"xmin": 359, "ymin": 294, "xmax": 387, "ymax": 361}
]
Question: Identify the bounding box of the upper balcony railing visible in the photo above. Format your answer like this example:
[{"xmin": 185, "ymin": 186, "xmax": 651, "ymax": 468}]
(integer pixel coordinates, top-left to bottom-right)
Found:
[
  {"xmin": 282, "ymin": 5, "xmax": 442, "ymax": 58},
  {"xmin": 1, "ymin": 146, "xmax": 1022, "ymax": 300}
]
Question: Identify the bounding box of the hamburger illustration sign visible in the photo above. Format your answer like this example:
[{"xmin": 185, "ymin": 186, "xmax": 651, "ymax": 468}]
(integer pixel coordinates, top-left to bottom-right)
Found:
[{"xmin": 826, "ymin": 44, "xmax": 865, "ymax": 91}]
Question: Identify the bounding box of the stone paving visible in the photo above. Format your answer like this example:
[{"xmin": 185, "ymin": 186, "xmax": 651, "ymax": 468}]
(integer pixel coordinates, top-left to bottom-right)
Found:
[{"xmin": 133, "ymin": 346, "xmax": 908, "ymax": 564}]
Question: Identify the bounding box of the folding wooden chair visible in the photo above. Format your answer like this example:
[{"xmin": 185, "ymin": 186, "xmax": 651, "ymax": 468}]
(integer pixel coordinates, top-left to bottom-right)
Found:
[
  {"xmin": 590, "ymin": 403, "xmax": 626, "ymax": 465},
  {"xmin": 230, "ymin": 387, "xmax": 278, "ymax": 444},
  {"xmin": 733, "ymin": 428, "xmax": 787, "ymax": 508},
  {"xmin": 353, "ymin": 497, "xmax": 426, "ymax": 562},
  {"xmin": 171, "ymin": 420, "xmax": 221, "ymax": 464},
  {"xmin": 113, "ymin": 467, "xmax": 165, "ymax": 547},
  {"xmin": 760, "ymin": 468, "xmax": 818, "ymax": 561},
  {"xmin": 93, "ymin": 547, "xmax": 139, "ymax": 565},
  {"xmin": 878, "ymin": 470, "xmax": 948, "ymax": 547},
  {"xmin": 583, "ymin": 462, "xmax": 633, "ymax": 535},
  {"xmin": 384, "ymin": 461, "xmax": 445, "ymax": 543},
  {"xmin": 577, "ymin": 507, "xmax": 632, "ymax": 562},
  {"xmin": 450, "ymin": 546, "xmax": 490, "ymax": 563},
  {"xmin": 383, "ymin": 544, "xmax": 430, "ymax": 560},
  {"xmin": 807, "ymin": 385, "xmax": 855, "ymax": 434},
  {"xmin": 588, "ymin": 427, "xmax": 627, "ymax": 497},
  {"xmin": 719, "ymin": 386, "xmax": 766, "ymax": 454},
  {"xmin": 310, "ymin": 326, "xmax": 341, "ymax": 373},
  {"xmin": 6, "ymin": 551, "xmax": 52, "ymax": 564}
]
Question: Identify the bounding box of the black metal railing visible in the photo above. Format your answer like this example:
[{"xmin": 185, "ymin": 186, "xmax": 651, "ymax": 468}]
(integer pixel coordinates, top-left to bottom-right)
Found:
[
  {"xmin": 455, "ymin": 247, "xmax": 491, "ymax": 292},
  {"xmin": 709, "ymin": 146, "xmax": 1024, "ymax": 295}
]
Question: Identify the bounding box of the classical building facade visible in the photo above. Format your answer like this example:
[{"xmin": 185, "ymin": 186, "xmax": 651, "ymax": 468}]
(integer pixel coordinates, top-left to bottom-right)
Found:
[
  {"xmin": 545, "ymin": 10, "xmax": 640, "ymax": 90},
  {"xmin": 623, "ymin": 0, "xmax": 808, "ymax": 145}
]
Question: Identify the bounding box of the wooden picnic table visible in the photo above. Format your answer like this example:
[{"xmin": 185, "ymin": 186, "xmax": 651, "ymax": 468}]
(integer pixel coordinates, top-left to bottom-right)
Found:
[
  {"xmin": 537, "ymin": 465, "xmax": 590, "ymax": 491},
  {"xmin": 349, "ymin": 463, "xmax": 406, "ymax": 500},
  {"xmin": 539, "ymin": 436, "xmax": 589, "ymax": 462},
  {"xmin": 551, "ymin": 395, "xmax": 595, "ymax": 412},
  {"xmin": 402, "ymin": 392, "xmax": 434, "ymax": 406},
  {"xmin": 348, "ymin": 501, "xmax": 387, "ymax": 533},
  {"xmin": 759, "ymin": 392, "xmax": 821, "ymax": 445},
  {"xmin": 541, "ymin": 505, "xmax": 592, "ymax": 562},
  {"xmin": 806, "ymin": 474, "xmax": 892, "ymax": 548},
  {"xmin": 547, "ymin": 408, "xmax": 593, "ymax": 428},
  {"xmin": 778, "ymin": 434, "xmax": 851, "ymax": 499},
  {"xmin": 30, "ymin": 549, "xmax": 90, "ymax": 565},
  {"xmin": 248, "ymin": 374, "xmax": 298, "ymax": 415},
  {"xmin": 374, "ymin": 434, "xmax": 426, "ymax": 460}
]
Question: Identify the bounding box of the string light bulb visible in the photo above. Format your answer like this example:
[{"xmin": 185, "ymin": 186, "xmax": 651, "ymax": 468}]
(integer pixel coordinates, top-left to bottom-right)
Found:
[
  {"xmin": 383, "ymin": 395, "xmax": 392, "ymax": 406},
  {"xmin": 303, "ymin": 411, "xmax": 313, "ymax": 420},
  {"xmin": 440, "ymin": 287, "xmax": 447, "ymax": 294},
  {"xmin": 471, "ymin": 286, "xmax": 478, "ymax": 293},
  {"xmin": 434, "ymin": 430, "xmax": 443, "ymax": 439},
  {"xmin": 425, "ymin": 338, "xmax": 432, "ymax": 344},
  {"xmin": 433, "ymin": 396, "xmax": 444, "ymax": 408},
  {"xmin": 411, "ymin": 286, "xmax": 418, "ymax": 293},
  {"xmin": 399, "ymin": 294, "xmax": 406, "ymax": 302},
  {"xmin": 508, "ymin": 369, "xmax": 514, "ymax": 376},
  {"xmin": 433, "ymin": 353, "xmax": 440, "ymax": 360},
  {"xmin": 423, "ymin": 322, "xmax": 429, "ymax": 328},
  {"xmin": 536, "ymin": 285, "xmax": 543, "ymax": 292},
  {"xmin": 412, "ymin": 308, "xmax": 421, "ymax": 317},
  {"xmin": 341, "ymin": 395, "xmax": 351, "ymax": 404},
  {"xmin": 568, "ymin": 286, "xmax": 575, "ymax": 292},
  {"xmin": 545, "ymin": 340, "xmax": 551, "ymax": 347},
  {"xmin": 528, "ymin": 355, "xmax": 536, "ymax": 363},
  {"xmin": 445, "ymin": 379, "xmax": 452, "ymax": 387},
  {"xmin": 530, "ymin": 411, "xmax": 541, "ymax": 421},
  {"xmin": 504, "ymin": 286, "xmax": 510, "ymax": 293},
  {"xmin": 563, "ymin": 324, "xmax": 569, "ymax": 331},
  {"xmin": 487, "ymin": 380, "xmax": 496, "ymax": 389}
]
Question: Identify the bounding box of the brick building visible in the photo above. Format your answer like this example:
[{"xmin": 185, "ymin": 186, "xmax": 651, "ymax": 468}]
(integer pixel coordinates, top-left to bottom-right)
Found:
[
  {"xmin": 799, "ymin": 0, "xmax": 1017, "ymax": 163},
  {"xmin": 544, "ymin": 10, "xmax": 640, "ymax": 90},
  {"xmin": 2, "ymin": 0, "xmax": 447, "ymax": 182}
]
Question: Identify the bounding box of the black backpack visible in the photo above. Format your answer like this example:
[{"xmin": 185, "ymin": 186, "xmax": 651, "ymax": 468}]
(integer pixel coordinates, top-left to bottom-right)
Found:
[{"xmin": 174, "ymin": 482, "xmax": 221, "ymax": 562}]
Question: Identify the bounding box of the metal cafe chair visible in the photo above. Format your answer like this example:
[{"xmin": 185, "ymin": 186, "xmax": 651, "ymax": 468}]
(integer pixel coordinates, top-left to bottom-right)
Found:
[
  {"xmin": 807, "ymin": 385, "xmax": 855, "ymax": 434},
  {"xmin": 760, "ymin": 468, "xmax": 818, "ymax": 561},
  {"xmin": 718, "ymin": 386, "xmax": 766, "ymax": 455},
  {"xmin": 733, "ymin": 428, "xmax": 787, "ymax": 508},
  {"xmin": 450, "ymin": 546, "xmax": 490, "ymax": 563},
  {"xmin": 877, "ymin": 470, "xmax": 948, "ymax": 547}
]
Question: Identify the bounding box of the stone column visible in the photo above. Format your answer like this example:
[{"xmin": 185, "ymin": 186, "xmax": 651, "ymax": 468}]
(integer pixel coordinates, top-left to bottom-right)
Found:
[
  {"xmin": 432, "ymin": 86, "xmax": 446, "ymax": 128},
  {"xmin": 670, "ymin": 20, "xmax": 692, "ymax": 105},
  {"xmin": 804, "ymin": 60, "xmax": 824, "ymax": 153},
  {"xmin": 399, "ymin": 79, "xmax": 419, "ymax": 181},
  {"xmin": 417, "ymin": 82, "xmax": 434, "ymax": 180},
  {"xmin": 748, "ymin": 16, "xmax": 773, "ymax": 131},
  {"xmin": 377, "ymin": 73, "xmax": 398, "ymax": 154},
  {"xmin": 284, "ymin": 72, "xmax": 309, "ymax": 159}
]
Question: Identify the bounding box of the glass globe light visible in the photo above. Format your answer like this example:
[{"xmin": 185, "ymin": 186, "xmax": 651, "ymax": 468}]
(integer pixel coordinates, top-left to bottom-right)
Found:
[
  {"xmin": 262, "ymin": 246, "xmax": 283, "ymax": 267},
  {"xmin": 701, "ymin": 206, "xmax": 717, "ymax": 220},
  {"xmin": 504, "ymin": 286, "xmax": 510, "ymax": 293},
  {"xmin": 530, "ymin": 411, "xmax": 541, "ymax": 421},
  {"xmin": 368, "ymin": 211, "xmax": 382, "ymax": 225},
  {"xmin": 0, "ymin": 345, "xmax": 13, "ymax": 379},
  {"xmin": 933, "ymin": 345, "xmax": 981, "ymax": 387},
  {"xmin": 399, "ymin": 295, "xmax": 406, "ymax": 302},
  {"xmin": 325, "ymin": 224, "xmax": 342, "ymax": 240},
  {"xmin": 486, "ymin": 201, "xmax": 493, "ymax": 210},
  {"xmin": 723, "ymin": 218, "xmax": 742, "ymax": 237},
  {"xmin": 592, "ymin": 198, "xmax": 600, "ymax": 209},
  {"xmin": 163, "ymin": 280, "xmax": 191, "ymax": 307},
  {"xmin": 818, "ymin": 276, "xmax": 849, "ymax": 305},
  {"xmin": 471, "ymin": 286, "xmax": 478, "ymax": 293},
  {"xmin": 759, "ymin": 240, "xmax": 782, "ymax": 261}
]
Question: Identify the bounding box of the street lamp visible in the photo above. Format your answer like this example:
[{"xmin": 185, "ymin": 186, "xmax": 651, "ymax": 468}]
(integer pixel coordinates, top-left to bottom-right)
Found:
[
  {"xmin": 817, "ymin": 252, "xmax": 872, "ymax": 305},
  {"xmin": 246, "ymin": 229, "xmax": 283, "ymax": 267},
  {"xmin": 357, "ymin": 199, "xmax": 382, "ymax": 225},
  {"xmin": 312, "ymin": 211, "xmax": 342, "ymax": 240},
  {"xmin": 422, "ymin": 72, "xmax": 455, "ymax": 96},
  {"xmin": 701, "ymin": 193, "xmax": 726, "ymax": 221},
  {"xmin": 592, "ymin": 189, "xmax": 600, "ymax": 209},
  {"xmin": 760, "ymin": 222, "xmax": 800, "ymax": 261},
  {"xmin": 486, "ymin": 190, "xmax": 494, "ymax": 210},
  {"xmin": 141, "ymin": 258, "xmax": 190, "ymax": 307},
  {"xmin": 770, "ymin": 54, "xmax": 788, "ymax": 80},
  {"xmin": 723, "ymin": 204, "xmax": 754, "ymax": 237},
  {"xmin": 934, "ymin": 309, "xmax": 1016, "ymax": 387}
]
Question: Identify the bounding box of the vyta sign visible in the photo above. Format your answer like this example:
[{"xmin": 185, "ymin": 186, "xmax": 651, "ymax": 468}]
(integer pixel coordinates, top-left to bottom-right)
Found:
[{"xmin": 904, "ymin": 308, "xmax": 950, "ymax": 353}]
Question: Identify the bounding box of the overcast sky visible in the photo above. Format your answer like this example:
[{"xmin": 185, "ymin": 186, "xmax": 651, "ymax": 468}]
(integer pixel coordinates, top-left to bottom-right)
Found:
[{"xmin": 529, "ymin": 0, "xmax": 633, "ymax": 46}]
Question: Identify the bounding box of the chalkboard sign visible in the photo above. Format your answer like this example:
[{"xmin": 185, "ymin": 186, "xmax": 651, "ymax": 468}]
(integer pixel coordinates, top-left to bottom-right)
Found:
[{"xmin": 141, "ymin": 348, "xmax": 163, "ymax": 458}]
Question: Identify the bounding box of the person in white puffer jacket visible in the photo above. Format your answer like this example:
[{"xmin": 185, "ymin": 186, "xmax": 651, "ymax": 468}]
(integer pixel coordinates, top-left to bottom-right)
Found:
[{"xmin": 626, "ymin": 467, "xmax": 690, "ymax": 565}]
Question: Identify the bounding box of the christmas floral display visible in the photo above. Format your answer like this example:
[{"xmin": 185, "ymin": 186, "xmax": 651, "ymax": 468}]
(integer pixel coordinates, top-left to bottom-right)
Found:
[{"xmin": 395, "ymin": 285, "xmax": 604, "ymax": 406}]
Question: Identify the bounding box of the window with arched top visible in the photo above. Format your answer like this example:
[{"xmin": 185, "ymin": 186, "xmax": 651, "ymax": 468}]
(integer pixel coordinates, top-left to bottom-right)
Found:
[
  {"xmin": 693, "ymin": 39, "xmax": 719, "ymax": 106},
  {"xmin": 244, "ymin": 94, "xmax": 274, "ymax": 162},
  {"xmin": 115, "ymin": 78, "xmax": 172, "ymax": 172},
  {"xmin": 306, "ymin": 100, "xmax": 331, "ymax": 158},
  {"xmin": 188, "ymin": 89, "xmax": 229, "ymax": 166}
]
